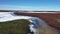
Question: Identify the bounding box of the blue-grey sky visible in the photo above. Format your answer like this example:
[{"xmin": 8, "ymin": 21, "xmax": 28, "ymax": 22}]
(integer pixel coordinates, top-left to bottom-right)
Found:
[{"xmin": 0, "ymin": 0, "xmax": 60, "ymax": 11}]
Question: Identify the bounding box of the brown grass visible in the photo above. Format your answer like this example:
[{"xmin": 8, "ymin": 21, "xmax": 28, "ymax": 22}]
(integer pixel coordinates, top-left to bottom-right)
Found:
[{"xmin": 14, "ymin": 12, "xmax": 60, "ymax": 30}]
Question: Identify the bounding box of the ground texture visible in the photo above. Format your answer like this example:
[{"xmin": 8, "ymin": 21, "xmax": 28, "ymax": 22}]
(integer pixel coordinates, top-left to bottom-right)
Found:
[
  {"xmin": 14, "ymin": 12, "xmax": 60, "ymax": 30},
  {"xmin": 0, "ymin": 19, "xmax": 30, "ymax": 34}
]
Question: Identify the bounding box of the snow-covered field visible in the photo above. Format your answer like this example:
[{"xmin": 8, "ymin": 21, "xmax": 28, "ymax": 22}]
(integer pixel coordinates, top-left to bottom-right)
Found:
[{"xmin": 0, "ymin": 12, "xmax": 32, "ymax": 22}]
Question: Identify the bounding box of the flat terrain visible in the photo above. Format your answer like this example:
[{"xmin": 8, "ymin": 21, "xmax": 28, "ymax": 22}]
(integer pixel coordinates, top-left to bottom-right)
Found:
[
  {"xmin": 0, "ymin": 19, "xmax": 30, "ymax": 34},
  {"xmin": 14, "ymin": 11, "xmax": 60, "ymax": 30}
]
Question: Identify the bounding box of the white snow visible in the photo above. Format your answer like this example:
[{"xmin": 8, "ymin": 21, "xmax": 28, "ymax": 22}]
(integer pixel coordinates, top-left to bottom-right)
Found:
[{"xmin": 0, "ymin": 12, "xmax": 32, "ymax": 22}]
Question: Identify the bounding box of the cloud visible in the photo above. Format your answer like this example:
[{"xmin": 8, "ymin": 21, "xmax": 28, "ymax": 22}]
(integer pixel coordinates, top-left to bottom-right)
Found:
[
  {"xmin": 0, "ymin": 5, "xmax": 32, "ymax": 8},
  {"xmin": 0, "ymin": 4, "xmax": 60, "ymax": 11}
]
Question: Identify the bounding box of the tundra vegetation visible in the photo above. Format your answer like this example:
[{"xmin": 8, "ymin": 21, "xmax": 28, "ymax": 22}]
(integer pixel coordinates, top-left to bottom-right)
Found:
[{"xmin": 0, "ymin": 19, "xmax": 30, "ymax": 34}]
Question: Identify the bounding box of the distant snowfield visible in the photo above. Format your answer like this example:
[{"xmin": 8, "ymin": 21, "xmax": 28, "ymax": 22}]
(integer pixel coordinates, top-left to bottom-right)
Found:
[{"xmin": 0, "ymin": 12, "xmax": 32, "ymax": 22}]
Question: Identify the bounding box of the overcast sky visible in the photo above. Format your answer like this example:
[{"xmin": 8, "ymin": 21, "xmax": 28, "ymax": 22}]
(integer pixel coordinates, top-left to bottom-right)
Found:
[{"xmin": 0, "ymin": 0, "xmax": 60, "ymax": 11}]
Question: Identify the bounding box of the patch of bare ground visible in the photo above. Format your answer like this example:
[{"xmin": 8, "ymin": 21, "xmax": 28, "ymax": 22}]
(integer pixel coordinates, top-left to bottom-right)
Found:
[{"xmin": 14, "ymin": 12, "xmax": 60, "ymax": 30}]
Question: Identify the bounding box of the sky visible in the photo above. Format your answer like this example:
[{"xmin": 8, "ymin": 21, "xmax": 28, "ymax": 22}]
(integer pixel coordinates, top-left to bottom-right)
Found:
[{"xmin": 0, "ymin": 0, "xmax": 60, "ymax": 11}]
